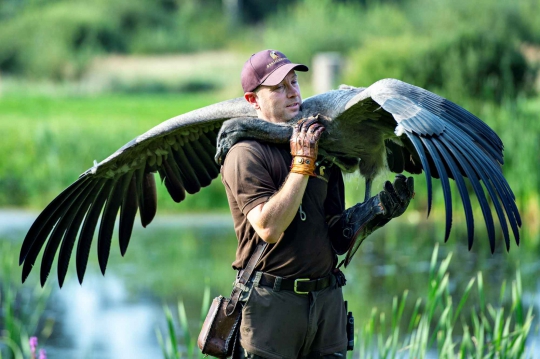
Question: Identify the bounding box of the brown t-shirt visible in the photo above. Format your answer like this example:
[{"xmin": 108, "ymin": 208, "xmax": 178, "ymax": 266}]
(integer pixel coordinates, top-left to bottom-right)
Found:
[{"xmin": 221, "ymin": 140, "xmax": 345, "ymax": 279}]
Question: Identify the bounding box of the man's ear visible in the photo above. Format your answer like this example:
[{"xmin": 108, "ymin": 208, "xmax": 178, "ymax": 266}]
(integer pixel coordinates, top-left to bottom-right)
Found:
[{"xmin": 244, "ymin": 92, "xmax": 259, "ymax": 109}]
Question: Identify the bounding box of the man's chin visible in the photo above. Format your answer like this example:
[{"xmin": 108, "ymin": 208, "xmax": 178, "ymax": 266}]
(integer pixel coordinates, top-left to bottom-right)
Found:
[{"xmin": 285, "ymin": 108, "xmax": 300, "ymax": 120}]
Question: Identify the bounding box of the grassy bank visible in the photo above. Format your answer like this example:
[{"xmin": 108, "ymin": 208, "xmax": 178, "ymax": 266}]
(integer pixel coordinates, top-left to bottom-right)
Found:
[{"xmin": 0, "ymin": 92, "xmax": 227, "ymax": 212}]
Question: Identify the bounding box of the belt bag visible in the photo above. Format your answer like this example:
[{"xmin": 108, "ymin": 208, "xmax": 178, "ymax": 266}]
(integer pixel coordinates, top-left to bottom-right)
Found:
[
  {"xmin": 197, "ymin": 296, "xmax": 241, "ymax": 357},
  {"xmin": 197, "ymin": 243, "xmax": 267, "ymax": 358}
]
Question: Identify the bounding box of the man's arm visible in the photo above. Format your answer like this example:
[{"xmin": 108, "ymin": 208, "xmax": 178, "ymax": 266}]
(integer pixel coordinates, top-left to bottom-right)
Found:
[
  {"xmin": 247, "ymin": 116, "xmax": 324, "ymax": 244},
  {"xmin": 247, "ymin": 173, "xmax": 308, "ymax": 243}
]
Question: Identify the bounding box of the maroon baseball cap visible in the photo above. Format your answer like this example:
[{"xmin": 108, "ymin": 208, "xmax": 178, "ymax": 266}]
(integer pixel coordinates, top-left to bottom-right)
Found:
[{"xmin": 241, "ymin": 50, "xmax": 309, "ymax": 93}]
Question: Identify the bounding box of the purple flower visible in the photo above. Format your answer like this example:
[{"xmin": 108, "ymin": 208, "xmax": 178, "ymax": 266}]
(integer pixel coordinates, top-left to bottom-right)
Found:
[
  {"xmin": 29, "ymin": 337, "xmax": 38, "ymax": 354},
  {"xmin": 39, "ymin": 349, "xmax": 47, "ymax": 359}
]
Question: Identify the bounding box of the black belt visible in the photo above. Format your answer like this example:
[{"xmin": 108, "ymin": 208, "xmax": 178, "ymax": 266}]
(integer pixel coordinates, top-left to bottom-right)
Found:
[{"xmin": 258, "ymin": 272, "xmax": 335, "ymax": 294}]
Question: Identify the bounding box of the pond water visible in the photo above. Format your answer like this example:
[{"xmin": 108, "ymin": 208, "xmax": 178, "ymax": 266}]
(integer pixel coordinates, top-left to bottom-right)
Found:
[{"xmin": 2, "ymin": 210, "xmax": 539, "ymax": 358}]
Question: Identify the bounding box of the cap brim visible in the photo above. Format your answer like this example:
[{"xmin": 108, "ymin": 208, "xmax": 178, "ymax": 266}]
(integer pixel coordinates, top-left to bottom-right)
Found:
[{"xmin": 261, "ymin": 63, "xmax": 309, "ymax": 87}]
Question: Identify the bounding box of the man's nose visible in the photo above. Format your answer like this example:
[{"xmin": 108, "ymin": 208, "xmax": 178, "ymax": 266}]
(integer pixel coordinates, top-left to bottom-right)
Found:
[{"xmin": 286, "ymin": 84, "xmax": 299, "ymax": 97}]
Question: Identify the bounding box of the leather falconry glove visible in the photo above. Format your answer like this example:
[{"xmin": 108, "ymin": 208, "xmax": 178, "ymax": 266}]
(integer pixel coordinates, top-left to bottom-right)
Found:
[
  {"xmin": 289, "ymin": 115, "xmax": 325, "ymax": 176},
  {"xmin": 330, "ymin": 174, "xmax": 414, "ymax": 256}
]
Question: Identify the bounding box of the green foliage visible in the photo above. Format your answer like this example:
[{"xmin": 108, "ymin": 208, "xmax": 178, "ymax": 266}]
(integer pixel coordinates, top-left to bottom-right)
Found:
[
  {"xmin": 262, "ymin": 0, "xmax": 366, "ymax": 64},
  {"xmin": 343, "ymin": 0, "xmax": 537, "ymax": 102},
  {"xmin": 0, "ymin": 1, "xmax": 120, "ymax": 79},
  {"xmin": 0, "ymin": 0, "xmax": 230, "ymax": 79},
  {"xmin": 127, "ymin": 0, "xmax": 230, "ymax": 54},
  {"xmin": 261, "ymin": 0, "xmax": 415, "ymax": 64}
]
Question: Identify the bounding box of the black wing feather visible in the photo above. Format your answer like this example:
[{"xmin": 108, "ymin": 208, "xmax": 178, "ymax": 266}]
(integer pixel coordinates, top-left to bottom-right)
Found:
[
  {"xmin": 172, "ymin": 146, "xmax": 201, "ymax": 193},
  {"xmin": 161, "ymin": 149, "xmax": 186, "ymax": 203},
  {"xmin": 406, "ymin": 135, "xmax": 434, "ymax": 216},
  {"xmin": 420, "ymin": 137, "xmax": 453, "ymax": 241},
  {"xmin": 139, "ymin": 172, "xmax": 157, "ymax": 228},
  {"xmin": 445, "ymin": 126, "xmax": 519, "ymax": 248},
  {"xmin": 57, "ymin": 179, "xmax": 105, "ymax": 287},
  {"xmin": 190, "ymin": 139, "xmax": 220, "ymax": 177},
  {"xmin": 21, "ymin": 179, "xmax": 91, "ymax": 283},
  {"xmin": 431, "ymin": 137, "xmax": 476, "ymax": 248},
  {"xmin": 446, "ymin": 125, "xmax": 521, "ymax": 227},
  {"xmin": 366, "ymin": 79, "xmax": 519, "ymax": 251},
  {"xmin": 401, "ymin": 89, "xmax": 504, "ymax": 165},
  {"xmin": 98, "ymin": 174, "xmax": 132, "ymax": 275},
  {"xmin": 39, "ymin": 179, "xmax": 96, "ymax": 285},
  {"xmin": 182, "ymin": 141, "xmax": 213, "ymax": 187},
  {"xmin": 76, "ymin": 179, "xmax": 114, "ymax": 283},
  {"xmin": 20, "ymin": 176, "xmax": 89, "ymax": 265},
  {"xmin": 20, "ymin": 98, "xmax": 250, "ymax": 286},
  {"xmin": 119, "ymin": 174, "xmax": 138, "ymax": 256},
  {"xmin": 438, "ymin": 135, "xmax": 497, "ymax": 252}
]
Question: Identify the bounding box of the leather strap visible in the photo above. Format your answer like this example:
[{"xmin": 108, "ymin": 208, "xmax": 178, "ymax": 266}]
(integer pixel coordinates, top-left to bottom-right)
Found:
[
  {"xmin": 258, "ymin": 272, "xmax": 335, "ymax": 294},
  {"xmin": 226, "ymin": 242, "xmax": 267, "ymax": 316}
]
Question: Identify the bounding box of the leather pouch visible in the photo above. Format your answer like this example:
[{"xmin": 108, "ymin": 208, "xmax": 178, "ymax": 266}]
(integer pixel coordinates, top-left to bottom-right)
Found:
[{"xmin": 197, "ymin": 295, "xmax": 241, "ymax": 358}]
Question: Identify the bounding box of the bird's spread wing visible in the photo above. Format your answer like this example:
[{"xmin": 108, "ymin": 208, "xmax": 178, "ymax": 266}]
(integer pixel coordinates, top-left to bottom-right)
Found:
[
  {"xmin": 20, "ymin": 97, "xmax": 255, "ymax": 287},
  {"xmin": 341, "ymin": 79, "xmax": 521, "ymax": 253}
]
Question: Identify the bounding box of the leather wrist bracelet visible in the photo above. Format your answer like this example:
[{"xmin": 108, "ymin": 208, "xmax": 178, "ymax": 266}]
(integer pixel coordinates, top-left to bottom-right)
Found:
[{"xmin": 290, "ymin": 156, "xmax": 316, "ymax": 176}]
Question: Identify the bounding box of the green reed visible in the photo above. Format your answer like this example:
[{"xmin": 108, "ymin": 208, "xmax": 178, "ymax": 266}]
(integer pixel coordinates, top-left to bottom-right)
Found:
[
  {"xmin": 0, "ymin": 242, "xmax": 52, "ymax": 359},
  {"xmin": 156, "ymin": 285, "xmax": 211, "ymax": 359},
  {"xmin": 351, "ymin": 244, "xmax": 534, "ymax": 359}
]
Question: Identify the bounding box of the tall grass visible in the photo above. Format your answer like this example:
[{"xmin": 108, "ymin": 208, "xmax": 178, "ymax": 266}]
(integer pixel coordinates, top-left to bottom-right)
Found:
[
  {"xmin": 156, "ymin": 286, "xmax": 211, "ymax": 359},
  {"xmin": 353, "ymin": 244, "xmax": 534, "ymax": 358},
  {"xmin": 0, "ymin": 242, "xmax": 52, "ymax": 359}
]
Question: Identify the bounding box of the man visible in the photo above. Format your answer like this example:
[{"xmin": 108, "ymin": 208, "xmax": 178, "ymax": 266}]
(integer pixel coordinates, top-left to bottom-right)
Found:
[{"xmin": 220, "ymin": 50, "xmax": 414, "ymax": 358}]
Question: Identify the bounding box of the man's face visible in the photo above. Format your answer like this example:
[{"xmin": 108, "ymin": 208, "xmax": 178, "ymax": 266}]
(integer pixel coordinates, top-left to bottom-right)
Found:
[{"xmin": 246, "ymin": 70, "xmax": 302, "ymax": 124}]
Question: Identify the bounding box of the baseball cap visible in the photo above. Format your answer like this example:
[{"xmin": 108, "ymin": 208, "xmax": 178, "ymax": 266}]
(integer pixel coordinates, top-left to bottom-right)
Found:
[{"xmin": 241, "ymin": 50, "xmax": 309, "ymax": 93}]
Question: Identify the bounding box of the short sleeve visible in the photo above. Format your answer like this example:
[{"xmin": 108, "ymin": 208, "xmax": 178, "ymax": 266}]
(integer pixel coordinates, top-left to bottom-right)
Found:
[{"xmin": 221, "ymin": 143, "xmax": 278, "ymax": 215}]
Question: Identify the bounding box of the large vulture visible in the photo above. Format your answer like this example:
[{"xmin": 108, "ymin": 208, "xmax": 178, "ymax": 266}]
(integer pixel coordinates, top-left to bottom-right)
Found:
[{"xmin": 19, "ymin": 79, "xmax": 521, "ymax": 287}]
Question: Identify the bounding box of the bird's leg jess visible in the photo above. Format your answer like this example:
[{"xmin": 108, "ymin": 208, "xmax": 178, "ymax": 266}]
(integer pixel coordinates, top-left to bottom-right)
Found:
[{"xmin": 364, "ymin": 177, "xmax": 372, "ymax": 203}]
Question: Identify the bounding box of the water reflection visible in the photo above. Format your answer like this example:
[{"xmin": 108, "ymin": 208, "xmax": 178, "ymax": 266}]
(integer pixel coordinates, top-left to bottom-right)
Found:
[
  {"xmin": 3, "ymin": 210, "xmax": 539, "ymax": 357},
  {"xmin": 47, "ymin": 276, "xmax": 163, "ymax": 359}
]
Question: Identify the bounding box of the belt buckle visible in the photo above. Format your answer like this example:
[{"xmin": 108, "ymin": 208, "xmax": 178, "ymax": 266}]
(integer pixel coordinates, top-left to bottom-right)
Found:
[{"xmin": 294, "ymin": 278, "xmax": 311, "ymax": 294}]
